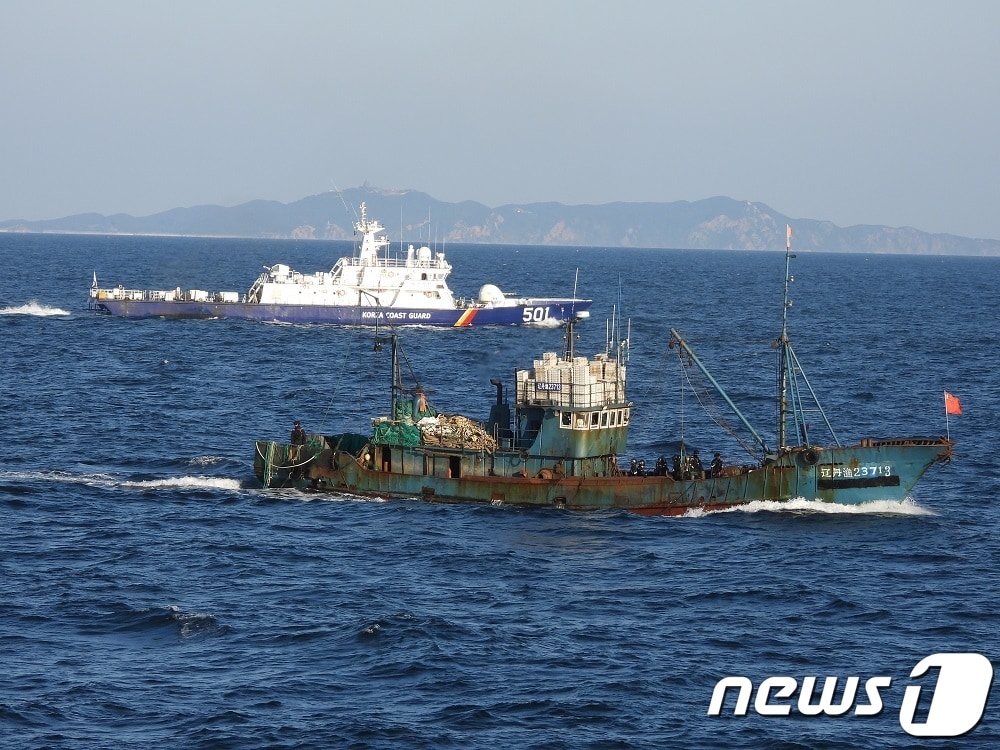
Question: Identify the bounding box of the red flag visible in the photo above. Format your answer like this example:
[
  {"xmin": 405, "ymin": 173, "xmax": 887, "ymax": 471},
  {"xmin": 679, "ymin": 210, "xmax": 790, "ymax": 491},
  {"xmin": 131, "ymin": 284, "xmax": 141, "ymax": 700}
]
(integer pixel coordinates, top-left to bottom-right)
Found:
[{"xmin": 945, "ymin": 391, "xmax": 962, "ymax": 415}]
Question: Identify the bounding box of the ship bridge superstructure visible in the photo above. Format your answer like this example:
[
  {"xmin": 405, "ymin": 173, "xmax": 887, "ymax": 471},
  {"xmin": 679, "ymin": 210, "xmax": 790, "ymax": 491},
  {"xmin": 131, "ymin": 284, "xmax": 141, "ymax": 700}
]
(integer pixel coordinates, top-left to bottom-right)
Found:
[
  {"xmin": 514, "ymin": 349, "xmax": 630, "ymax": 460},
  {"xmin": 249, "ymin": 202, "xmax": 459, "ymax": 309}
]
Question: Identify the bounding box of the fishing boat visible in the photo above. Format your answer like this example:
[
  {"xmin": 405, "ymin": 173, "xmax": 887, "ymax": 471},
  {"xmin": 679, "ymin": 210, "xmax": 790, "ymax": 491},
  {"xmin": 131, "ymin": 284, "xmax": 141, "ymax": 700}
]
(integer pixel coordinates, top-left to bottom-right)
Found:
[
  {"xmin": 89, "ymin": 202, "xmax": 591, "ymax": 326},
  {"xmin": 253, "ymin": 231, "xmax": 953, "ymax": 514}
]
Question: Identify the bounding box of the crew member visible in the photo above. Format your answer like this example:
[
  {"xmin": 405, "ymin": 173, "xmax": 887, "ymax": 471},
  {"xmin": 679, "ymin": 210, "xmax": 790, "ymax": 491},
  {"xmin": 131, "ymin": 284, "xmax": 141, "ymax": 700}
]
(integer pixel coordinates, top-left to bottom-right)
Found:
[
  {"xmin": 291, "ymin": 421, "xmax": 307, "ymax": 445},
  {"xmin": 710, "ymin": 452, "xmax": 724, "ymax": 477},
  {"xmin": 690, "ymin": 450, "xmax": 704, "ymax": 479}
]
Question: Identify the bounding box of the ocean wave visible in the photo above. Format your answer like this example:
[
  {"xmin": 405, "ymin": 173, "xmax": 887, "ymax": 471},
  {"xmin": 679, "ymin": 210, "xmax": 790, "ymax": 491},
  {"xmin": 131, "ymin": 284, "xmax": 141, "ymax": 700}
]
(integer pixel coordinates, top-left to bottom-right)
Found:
[
  {"xmin": 121, "ymin": 475, "xmax": 244, "ymax": 491},
  {"xmin": 264, "ymin": 489, "xmax": 389, "ymax": 503},
  {"xmin": 0, "ymin": 301, "xmax": 72, "ymax": 316},
  {"xmin": 186, "ymin": 455, "xmax": 228, "ymax": 467},
  {"xmin": 88, "ymin": 604, "xmax": 232, "ymax": 641},
  {"xmin": 0, "ymin": 468, "xmax": 243, "ymax": 493},
  {"xmin": 688, "ymin": 496, "xmax": 934, "ymax": 517}
]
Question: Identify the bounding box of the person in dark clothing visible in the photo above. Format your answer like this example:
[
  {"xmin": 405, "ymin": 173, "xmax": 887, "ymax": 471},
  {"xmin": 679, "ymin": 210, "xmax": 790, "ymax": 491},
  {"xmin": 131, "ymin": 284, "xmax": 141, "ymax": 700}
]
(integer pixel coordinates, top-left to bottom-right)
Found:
[
  {"xmin": 689, "ymin": 450, "xmax": 704, "ymax": 479},
  {"xmin": 710, "ymin": 452, "xmax": 724, "ymax": 477},
  {"xmin": 290, "ymin": 421, "xmax": 306, "ymax": 445}
]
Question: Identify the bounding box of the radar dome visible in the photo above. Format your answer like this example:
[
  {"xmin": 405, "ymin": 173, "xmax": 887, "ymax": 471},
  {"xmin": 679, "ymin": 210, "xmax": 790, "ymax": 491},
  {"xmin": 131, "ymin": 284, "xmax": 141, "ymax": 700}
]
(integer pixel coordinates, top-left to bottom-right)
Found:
[{"xmin": 478, "ymin": 284, "xmax": 505, "ymax": 303}]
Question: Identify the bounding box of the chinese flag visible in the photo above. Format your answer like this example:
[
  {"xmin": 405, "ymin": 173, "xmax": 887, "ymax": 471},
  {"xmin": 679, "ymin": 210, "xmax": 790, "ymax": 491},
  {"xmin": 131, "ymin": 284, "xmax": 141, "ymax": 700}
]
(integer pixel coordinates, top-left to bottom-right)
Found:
[{"xmin": 945, "ymin": 391, "xmax": 963, "ymax": 415}]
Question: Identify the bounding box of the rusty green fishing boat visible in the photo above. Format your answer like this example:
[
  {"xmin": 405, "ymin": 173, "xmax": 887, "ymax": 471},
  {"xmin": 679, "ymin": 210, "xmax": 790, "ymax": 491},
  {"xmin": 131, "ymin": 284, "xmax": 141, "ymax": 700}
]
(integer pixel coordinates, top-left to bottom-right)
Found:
[{"xmin": 253, "ymin": 236, "xmax": 953, "ymax": 515}]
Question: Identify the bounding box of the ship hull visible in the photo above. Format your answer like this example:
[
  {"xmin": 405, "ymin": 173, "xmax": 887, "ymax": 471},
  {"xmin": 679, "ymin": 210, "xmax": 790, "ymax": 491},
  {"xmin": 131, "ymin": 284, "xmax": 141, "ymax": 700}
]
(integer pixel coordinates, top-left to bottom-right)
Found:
[
  {"xmin": 92, "ymin": 298, "xmax": 590, "ymax": 326},
  {"xmin": 254, "ymin": 438, "xmax": 952, "ymax": 516}
]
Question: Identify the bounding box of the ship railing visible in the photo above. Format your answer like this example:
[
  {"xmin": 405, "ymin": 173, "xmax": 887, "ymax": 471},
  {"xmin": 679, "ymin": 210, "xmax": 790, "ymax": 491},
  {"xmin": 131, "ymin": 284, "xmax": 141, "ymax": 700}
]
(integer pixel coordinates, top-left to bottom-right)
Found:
[
  {"xmin": 864, "ymin": 437, "xmax": 952, "ymax": 447},
  {"xmin": 246, "ymin": 272, "xmax": 268, "ymax": 302},
  {"xmin": 98, "ymin": 288, "xmax": 240, "ymax": 303},
  {"xmin": 96, "ymin": 287, "xmax": 151, "ymax": 301},
  {"xmin": 336, "ymin": 255, "xmax": 448, "ymax": 270},
  {"xmin": 515, "ymin": 379, "xmax": 627, "ymax": 408}
]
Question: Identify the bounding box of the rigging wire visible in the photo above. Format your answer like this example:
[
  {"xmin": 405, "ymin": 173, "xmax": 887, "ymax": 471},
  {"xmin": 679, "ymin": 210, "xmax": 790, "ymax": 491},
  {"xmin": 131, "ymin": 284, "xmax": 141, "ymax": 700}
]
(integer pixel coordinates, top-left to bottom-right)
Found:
[{"xmin": 674, "ymin": 343, "xmax": 763, "ymax": 462}]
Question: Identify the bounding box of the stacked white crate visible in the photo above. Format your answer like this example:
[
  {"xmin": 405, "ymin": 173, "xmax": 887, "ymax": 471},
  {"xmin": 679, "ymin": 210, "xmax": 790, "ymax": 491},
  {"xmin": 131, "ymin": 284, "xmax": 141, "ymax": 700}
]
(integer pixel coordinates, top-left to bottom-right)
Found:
[{"xmin": 518, "ymin": 351, "xmax": 628, "ymax": 407}]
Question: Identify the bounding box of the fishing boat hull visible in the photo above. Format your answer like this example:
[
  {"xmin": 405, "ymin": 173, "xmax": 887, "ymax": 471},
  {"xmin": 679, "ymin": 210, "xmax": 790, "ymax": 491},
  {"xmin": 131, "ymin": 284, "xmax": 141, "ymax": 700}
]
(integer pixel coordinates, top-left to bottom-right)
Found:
[
  {"xmin": 253, "ymin": 437, "xmax": 953, "ymax": 516},
  {"xmin": 91, "ymin": 298, "xmax": 590, "ymax": 326},
  {"xmin": 251, "ymin": 230, "xmax": 955, "ymax": 516}
]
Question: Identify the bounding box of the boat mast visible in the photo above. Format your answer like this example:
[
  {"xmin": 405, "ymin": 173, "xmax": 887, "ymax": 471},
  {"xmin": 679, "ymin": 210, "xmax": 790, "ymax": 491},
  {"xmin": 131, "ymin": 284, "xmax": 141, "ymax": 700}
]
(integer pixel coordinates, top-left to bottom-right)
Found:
[
  {"xmin": 373, "ymin": 332, "xmax": 401, "ymax": 417},
  {"xmin": 778, "ymin": 226, "xmax": 793, "ymax": 448},
  {"xmin": 564, "ymin": 271, "xmax": 579, "ymax": 361},
  {"xmin": 563, "ymin": 269, "xmax": 593, "ymax": 362},
  {"xmin": 776, "ymin": 226, "xmax": 841, "ymax": 448},
  {"xmin": 390, "ymin": 335, "xmax": 401, "ymax": 417}
]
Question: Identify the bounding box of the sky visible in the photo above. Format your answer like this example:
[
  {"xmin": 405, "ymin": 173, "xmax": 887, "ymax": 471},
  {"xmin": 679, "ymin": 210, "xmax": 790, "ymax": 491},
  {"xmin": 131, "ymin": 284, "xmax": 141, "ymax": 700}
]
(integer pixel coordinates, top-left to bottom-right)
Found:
[{"xmin": 3, "ymin": 0, "xmax": 999, "ymax": 239}]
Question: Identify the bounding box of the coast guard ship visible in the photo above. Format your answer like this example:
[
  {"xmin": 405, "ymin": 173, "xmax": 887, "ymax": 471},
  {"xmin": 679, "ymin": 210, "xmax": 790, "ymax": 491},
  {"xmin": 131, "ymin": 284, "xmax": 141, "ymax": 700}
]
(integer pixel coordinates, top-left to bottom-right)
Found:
[{"xmin": 89, "ymin": 203, "xmax": 591, "ymax": 327}]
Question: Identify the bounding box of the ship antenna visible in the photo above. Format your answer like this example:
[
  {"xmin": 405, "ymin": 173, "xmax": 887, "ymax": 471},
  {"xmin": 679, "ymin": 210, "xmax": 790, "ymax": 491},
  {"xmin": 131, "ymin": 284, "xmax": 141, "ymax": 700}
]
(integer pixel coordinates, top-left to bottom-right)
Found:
[
  {"xmin": 615, "ymin": 275, "xmax": 621, "ymax": 354},
  {"xmin": 569, "ymin": 269, "xmax": 581, "ymax": 360},
  {"xmin": 563, "ymin": 311, "xmax": 576, "ymax": 361}
]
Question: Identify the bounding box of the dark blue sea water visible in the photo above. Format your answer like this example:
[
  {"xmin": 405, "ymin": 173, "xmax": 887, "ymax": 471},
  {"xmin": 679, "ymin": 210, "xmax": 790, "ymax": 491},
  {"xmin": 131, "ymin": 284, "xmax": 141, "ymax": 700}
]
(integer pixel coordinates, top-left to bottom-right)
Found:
[{"xmin": 2, "ymin": 232, "xmax": 999, "ymax": 749}]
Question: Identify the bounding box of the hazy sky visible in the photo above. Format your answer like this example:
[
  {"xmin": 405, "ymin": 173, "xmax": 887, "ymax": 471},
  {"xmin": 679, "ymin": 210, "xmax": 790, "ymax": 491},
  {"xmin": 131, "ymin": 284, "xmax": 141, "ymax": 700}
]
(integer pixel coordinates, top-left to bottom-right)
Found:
[{"xmin": 3, "ymin": 0, "xmax": 999, "ymax": 239}]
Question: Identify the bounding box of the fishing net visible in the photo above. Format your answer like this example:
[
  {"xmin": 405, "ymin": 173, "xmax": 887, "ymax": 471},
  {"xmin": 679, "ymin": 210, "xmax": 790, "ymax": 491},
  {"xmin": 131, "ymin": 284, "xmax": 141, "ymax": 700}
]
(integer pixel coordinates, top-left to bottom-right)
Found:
[
  {"xmin": 372, "ymin": 421, "xmax": 422, "ymax": 447},
  {"xmin": 417, "ymin": 414, "xmax": 498, "ymax": 453}
]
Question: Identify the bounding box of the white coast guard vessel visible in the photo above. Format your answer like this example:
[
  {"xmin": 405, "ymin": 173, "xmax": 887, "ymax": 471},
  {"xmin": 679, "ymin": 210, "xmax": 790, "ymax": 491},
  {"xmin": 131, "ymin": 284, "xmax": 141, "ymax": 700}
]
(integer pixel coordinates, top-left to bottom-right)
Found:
[{"xmin": 90, "ymin": 203, "xmax": 591, "ymax": 326}]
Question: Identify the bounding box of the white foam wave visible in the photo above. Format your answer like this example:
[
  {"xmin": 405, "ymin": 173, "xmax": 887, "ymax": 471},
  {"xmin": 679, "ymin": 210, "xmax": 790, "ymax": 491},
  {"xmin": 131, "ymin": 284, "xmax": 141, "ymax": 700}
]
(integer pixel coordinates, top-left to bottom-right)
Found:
[
  {"xmin": 0, "ymin": 469, "xmax": 242, "ymax": 492},
  {"xmin": 1, "ymin": 469, "xmax": 113, "ymax": 486},
  {"xmin": 0, "ymin": 301, "xmax": 72, "ymax": 316},
  {"xmin": 325, "ymin": 492, "xmax": 389, "ymax": 503},
  {"xmin": 187, "ymin": 455, "xmax": 226, "ymax": 467},
  {"xmin": 266, "ymin": 488, "xmax": 388, "ymax": 503},
  {"xmin": 686, "ymin": 496, "xmax": 933, "ymax": 517},
  {"xmin": 121, "ymin": 476, "xmax": 243, "ymax": 491}
]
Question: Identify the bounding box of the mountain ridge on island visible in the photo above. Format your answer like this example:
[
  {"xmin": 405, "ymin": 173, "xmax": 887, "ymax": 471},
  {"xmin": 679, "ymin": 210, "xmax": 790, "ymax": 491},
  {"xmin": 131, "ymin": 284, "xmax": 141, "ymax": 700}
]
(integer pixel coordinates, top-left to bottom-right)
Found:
[{"xmin": 2, "ymin": 184, "xmax": 997, "ymax": 256}]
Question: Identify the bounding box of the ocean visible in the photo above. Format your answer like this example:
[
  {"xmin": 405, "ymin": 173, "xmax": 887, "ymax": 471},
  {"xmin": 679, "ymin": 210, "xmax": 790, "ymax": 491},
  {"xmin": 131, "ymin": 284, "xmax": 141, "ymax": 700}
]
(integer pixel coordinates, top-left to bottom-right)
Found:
[{"xmin": 1, "ymin": 232, "xmax": 998, "ymax": 749}]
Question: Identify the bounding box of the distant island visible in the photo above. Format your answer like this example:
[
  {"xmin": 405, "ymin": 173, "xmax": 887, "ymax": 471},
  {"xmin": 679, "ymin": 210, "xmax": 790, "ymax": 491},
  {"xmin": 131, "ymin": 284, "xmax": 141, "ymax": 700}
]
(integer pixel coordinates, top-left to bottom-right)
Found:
[{"xmin": 2, "ymin": 184, "xmax": 997, "ymax": 256}]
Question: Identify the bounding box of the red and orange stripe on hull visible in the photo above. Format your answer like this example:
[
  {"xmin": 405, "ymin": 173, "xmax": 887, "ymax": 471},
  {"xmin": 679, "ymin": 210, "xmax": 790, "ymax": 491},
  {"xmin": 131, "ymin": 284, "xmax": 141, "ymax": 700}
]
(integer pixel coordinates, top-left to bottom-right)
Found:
[{"xmin": 453, "ymin": 309, "xmax": 479, "ymax": 326}]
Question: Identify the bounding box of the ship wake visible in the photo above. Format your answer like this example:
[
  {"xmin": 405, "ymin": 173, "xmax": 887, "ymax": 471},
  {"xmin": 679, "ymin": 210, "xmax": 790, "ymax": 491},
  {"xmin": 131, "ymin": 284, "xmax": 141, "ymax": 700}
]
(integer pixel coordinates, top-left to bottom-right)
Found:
[
  {"xmin": 0, "ymin": 469, "xmax": 243, "ymax": 493},
  {"xmin": 687, "ymin": 497, "xmax": 934, "ymax": 517},
  {"xmin": 0, "ymin": 301, "xmax": 71, "ymax": 316}
]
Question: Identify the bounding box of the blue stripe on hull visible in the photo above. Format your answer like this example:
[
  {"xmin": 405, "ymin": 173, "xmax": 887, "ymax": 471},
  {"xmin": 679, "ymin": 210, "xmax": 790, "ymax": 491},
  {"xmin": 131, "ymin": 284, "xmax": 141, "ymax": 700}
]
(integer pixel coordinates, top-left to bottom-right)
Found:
[{"xmin": 96, "ymin": 299, "xmax": 591, "ymax": 326}]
